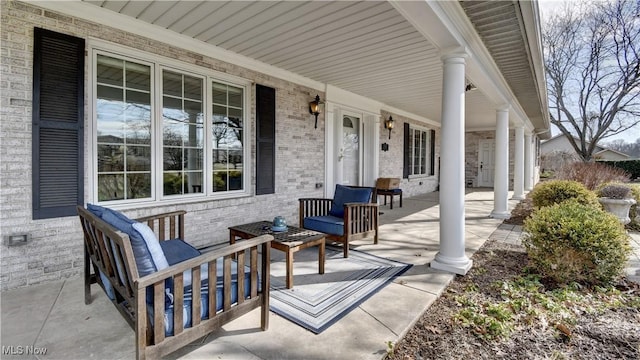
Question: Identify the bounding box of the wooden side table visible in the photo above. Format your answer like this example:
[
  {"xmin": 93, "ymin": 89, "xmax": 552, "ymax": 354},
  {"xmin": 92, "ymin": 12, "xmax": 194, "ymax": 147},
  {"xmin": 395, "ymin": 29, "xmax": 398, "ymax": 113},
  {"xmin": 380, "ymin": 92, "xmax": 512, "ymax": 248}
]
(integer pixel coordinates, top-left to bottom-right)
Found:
[
  {"xmin": 377, "ymin": 188, "xmax": 403, "ymax": 209},
  {"xmin": 229, "ymin": 221, "xmax": 325, "ymax": 289}
]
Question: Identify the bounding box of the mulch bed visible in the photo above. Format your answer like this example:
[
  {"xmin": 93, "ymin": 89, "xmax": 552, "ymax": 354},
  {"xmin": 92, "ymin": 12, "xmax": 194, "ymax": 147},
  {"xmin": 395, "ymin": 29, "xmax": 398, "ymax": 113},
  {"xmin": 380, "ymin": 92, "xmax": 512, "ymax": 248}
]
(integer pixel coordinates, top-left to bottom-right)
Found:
[{"xmin": 388, "ymin": 202, "xmax": 640, "ymax": 360}]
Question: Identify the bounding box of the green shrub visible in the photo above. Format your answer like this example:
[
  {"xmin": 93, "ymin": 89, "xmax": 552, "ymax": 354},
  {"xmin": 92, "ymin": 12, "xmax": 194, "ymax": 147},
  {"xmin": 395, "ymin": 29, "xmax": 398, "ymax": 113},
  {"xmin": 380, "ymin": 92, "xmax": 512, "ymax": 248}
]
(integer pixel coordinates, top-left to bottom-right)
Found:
[
  {"xmin": 523, "ymin": 201, "xmax": 631, "ymax": 286},
  {"xmin": 529, "ymin": 180, "xmax": 597, "ymax": 208}
]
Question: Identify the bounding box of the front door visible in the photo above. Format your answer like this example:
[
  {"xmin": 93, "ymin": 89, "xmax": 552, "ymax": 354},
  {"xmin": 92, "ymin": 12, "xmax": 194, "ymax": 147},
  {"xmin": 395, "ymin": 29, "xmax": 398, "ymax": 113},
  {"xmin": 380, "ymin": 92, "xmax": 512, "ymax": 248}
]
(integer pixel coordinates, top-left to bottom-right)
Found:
[
  {"xmin": 478, "ymin": 139, "xmax": 495, "ymax": 187},
  {"xmin": 338, "ymin": 113, "xmax": 361, "ymax": 186}
]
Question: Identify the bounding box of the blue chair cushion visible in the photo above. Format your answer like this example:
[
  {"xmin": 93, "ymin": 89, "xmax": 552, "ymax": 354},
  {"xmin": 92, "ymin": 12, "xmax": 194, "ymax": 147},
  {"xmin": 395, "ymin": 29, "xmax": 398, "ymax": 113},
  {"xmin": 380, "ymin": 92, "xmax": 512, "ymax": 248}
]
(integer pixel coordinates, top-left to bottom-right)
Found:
[
  {"xmin": 380, "ymin": 188, "xmax": 402, "ymax": 194},
  {"xmin": 304, "ymin": 215, "xmax": 344, "ymax": 236},
  {"xmin": 148, "ymin": 258, "xmax": 255, "ymax": 336},
  {"xmin": 328, "ymin": 185, "xmax": 372, "ymax": 218},
  {"xmin": 161, "ymin": 239, "xmax": 200, "ymax": 265},
  {"xmin": 160, "ymin": 239, "xmax": 208, "ymax": 287},
  {"xmin": 88, "ymin": 204, "xmax": 158, "ymax": 277},
  {"xmin": 145, "ymin": 239, "xmax": 203, "ymax": 307},
  {"xmin": 97, "ymin": 268, "xmax": 116, "ymax": 300}
]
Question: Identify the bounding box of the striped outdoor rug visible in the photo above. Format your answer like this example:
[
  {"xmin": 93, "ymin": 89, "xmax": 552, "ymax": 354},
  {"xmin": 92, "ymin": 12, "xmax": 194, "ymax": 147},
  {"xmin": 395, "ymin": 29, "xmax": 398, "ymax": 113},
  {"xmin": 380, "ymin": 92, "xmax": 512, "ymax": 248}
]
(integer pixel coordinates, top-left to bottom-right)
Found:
[{"xmin": 269, "ymin": 245, "xmax": 412, "ymax": 334}]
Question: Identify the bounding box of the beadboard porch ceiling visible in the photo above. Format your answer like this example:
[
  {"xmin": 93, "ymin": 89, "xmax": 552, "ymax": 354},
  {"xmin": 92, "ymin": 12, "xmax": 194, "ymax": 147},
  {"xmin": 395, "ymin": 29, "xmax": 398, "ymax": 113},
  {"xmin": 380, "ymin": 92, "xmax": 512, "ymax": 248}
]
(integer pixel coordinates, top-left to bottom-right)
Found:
[{"xmin": 78, "ymin": 0, "xmax": 548, "ymax": 134}]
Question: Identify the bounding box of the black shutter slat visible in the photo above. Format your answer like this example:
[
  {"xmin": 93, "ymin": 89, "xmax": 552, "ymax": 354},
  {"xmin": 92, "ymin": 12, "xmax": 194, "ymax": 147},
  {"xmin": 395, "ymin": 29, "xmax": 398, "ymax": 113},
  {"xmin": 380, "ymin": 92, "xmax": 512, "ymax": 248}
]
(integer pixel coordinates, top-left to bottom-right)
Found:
[
  {"xmin": 255, "ymin": 84, "xmax": 276, "ymax": 195},
  {"xmin": 32, "ymin": 28, "xmax": 84, "ymax": 219},
  {"xmin": 430, "ymin": 129, "xmax": 435, "ymax": 176},
  {"xmin": 403, "ymin": 122, "xmax": 410, "ymax": 179}
]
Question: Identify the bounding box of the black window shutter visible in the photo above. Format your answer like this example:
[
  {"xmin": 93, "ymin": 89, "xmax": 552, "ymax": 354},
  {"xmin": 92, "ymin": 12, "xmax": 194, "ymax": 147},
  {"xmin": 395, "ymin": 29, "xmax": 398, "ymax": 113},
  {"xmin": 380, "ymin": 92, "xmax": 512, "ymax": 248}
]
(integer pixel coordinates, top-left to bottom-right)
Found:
[
  {"xmin": 403, "ymin": 123, "xmax": 410, "ymax": 179},
  {"xmin": 255, "ymin": 84, "xmax": 275, "ymax": 195},
  {"xmin": 32, "ymin": 28, "xmax": 84, "ymax": 219},
  {"xmin": 429, "ymin": 129, "xmax": 436, "ymax": 176}
]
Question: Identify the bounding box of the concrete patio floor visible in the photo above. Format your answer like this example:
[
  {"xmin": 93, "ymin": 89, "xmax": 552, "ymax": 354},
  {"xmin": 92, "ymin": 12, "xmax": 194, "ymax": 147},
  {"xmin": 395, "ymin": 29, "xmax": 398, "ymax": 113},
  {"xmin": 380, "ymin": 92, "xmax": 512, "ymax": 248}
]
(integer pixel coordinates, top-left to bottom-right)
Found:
[{"xmin": 2, "ymin": 189, "xmax": 639, "ymax": 360}]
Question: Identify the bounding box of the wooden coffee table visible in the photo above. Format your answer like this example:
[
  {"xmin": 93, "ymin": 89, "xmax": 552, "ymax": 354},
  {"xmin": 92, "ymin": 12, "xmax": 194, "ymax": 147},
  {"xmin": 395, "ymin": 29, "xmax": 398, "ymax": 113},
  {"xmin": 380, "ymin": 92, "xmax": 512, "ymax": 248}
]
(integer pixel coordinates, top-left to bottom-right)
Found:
[{"xmin": 229, "ymin": 221, "xmax": 325, "ymax": 289}]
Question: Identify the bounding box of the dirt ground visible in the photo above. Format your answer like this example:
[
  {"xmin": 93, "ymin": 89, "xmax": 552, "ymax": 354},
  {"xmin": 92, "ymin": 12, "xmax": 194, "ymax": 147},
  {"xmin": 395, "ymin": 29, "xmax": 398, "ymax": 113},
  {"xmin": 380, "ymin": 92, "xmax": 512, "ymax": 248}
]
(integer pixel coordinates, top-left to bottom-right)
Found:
[{"xmin": 389, "ymin": 200, "xmax": 640, "ymax": 360}]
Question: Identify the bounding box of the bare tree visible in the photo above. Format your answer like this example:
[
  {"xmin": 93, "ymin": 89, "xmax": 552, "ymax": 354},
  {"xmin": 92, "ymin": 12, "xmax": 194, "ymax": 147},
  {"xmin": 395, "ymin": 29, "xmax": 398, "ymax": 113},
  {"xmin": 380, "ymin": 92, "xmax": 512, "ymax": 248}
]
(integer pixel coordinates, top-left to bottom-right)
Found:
[{"xmin": 544, "ymin": 0, "xmax": 640, "ymax": 161}]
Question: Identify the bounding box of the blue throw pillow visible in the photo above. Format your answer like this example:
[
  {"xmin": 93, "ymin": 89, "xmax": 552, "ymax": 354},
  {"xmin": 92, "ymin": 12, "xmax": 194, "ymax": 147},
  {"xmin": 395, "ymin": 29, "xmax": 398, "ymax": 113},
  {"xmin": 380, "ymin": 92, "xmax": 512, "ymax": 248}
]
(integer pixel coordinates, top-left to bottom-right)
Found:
[
  {"xmin": 98, "ymin": 206, "xmax": 157, "ymax": 277},
  {"xmin": 132, "ymin": 222, "xmax": 169, "ymax": 271},
  {"xmin": 86, "ymin": 203, "xmax": 106, "ymax": 217},
  {"xmin": 328, "ymin": 185, "xmax": 372, "ymax": 218}
]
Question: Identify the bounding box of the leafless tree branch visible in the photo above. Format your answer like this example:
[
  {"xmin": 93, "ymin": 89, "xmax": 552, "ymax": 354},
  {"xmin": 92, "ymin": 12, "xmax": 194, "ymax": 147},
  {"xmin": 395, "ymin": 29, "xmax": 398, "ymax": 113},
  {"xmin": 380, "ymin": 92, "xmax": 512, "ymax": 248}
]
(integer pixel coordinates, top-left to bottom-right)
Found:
[{"xmin": 543, "ymin": 0, "xmax": 640, "ymax": 161}]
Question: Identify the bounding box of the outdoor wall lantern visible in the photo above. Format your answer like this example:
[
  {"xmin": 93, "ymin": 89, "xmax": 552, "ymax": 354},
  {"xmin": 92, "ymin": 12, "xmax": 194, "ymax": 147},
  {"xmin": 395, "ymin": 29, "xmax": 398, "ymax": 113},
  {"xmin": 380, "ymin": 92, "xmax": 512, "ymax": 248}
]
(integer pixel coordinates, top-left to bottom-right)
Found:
[
  {"xmin": 384, "ymin": 116, "xmax": 394, "ymax": 139},
  {"xmin": 309, "ymin": 95, "xmax": 324, "ymax": 129}
]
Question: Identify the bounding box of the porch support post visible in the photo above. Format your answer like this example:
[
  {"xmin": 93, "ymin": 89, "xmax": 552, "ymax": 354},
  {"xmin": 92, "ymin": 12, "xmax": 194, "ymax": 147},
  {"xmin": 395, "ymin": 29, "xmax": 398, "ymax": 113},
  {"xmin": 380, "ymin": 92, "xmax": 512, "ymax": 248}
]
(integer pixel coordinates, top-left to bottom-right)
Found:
[
  {"xmin": 431, "ymin": 51, "xmax": 472, "ymax": 275},
  {"xmin": 524, "ymin": 132, "xmax": 533, "ymax": 191},
  {"xmin": 512, "ymin": 126, "xmax": 525, "ymax": 200},
  {"xmin": 490, "ymin": 107, "xmax": 510, "ymax": 219}
]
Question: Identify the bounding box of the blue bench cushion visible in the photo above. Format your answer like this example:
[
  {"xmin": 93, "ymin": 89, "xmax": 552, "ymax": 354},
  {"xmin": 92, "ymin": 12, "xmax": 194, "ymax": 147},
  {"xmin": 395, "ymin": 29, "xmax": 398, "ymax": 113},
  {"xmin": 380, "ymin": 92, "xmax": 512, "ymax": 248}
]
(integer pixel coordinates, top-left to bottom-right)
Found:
[
  {"xmin": 98, "ymin": 269, "xmax": 116, "ymax": 300},
  {"xmin": 148, "ymin": 258, "xmax": 254, "ymax": 336},
  {"xmin": 87, "ymin": 204, "xmax": 165, "ymax": 277},
  {"xmin": 161, "ymin": 239, "xmax": 200, "ymax": 265},
  {"xmin": 304, "ymin": 215, "xmax": 344, "ymax": 236},
  {"xmin": 160, "ymin": 239, "xmax": 208, "ymax": 287},
  {"xmin": 328, "ymin": 185, "xmax": 372, "ymax": 218}
]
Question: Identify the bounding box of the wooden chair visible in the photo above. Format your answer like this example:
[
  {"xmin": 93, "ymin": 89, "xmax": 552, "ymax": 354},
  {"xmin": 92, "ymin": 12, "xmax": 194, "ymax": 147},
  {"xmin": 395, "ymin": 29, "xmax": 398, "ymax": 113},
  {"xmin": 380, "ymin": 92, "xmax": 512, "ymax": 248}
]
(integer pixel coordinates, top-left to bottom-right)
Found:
[
  {"xmin": 299, "ymin": 185, "xmax": 378, "ymax": 258},
  {"xmin": 77, "ymin": 205, "xmax": 272, "ymax": 360}
]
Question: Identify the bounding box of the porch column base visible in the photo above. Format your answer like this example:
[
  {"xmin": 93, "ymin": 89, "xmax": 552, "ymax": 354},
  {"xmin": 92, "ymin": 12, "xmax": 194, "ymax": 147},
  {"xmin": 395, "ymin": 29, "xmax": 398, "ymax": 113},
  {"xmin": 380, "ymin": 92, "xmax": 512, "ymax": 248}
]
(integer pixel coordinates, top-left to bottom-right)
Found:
[
  {"xmin": 431, "ymin": 253, "xmax": 473, "ymax": 275},
  {"xmin": 510, "ymin": 194, "xmax": 525, "ymax": 200},
  {"xmin": 489, "ymin": 210, "xmax": 511, "ymax": 219}
]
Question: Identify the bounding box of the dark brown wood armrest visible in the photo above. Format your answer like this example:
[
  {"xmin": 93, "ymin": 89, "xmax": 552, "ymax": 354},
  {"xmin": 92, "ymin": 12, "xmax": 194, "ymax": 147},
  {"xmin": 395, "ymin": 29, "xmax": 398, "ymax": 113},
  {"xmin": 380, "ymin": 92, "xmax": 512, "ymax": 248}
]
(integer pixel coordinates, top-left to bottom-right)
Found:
[{"xmin": 299, "ymin": 198, "xmax": 333, "ymax": 226}]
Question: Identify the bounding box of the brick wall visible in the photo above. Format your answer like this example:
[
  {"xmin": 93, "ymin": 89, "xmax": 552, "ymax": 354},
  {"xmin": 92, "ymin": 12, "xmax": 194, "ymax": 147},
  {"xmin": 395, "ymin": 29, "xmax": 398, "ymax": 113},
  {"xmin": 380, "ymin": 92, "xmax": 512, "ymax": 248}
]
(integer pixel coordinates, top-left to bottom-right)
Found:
[
  {"xmin": 0, "ymin": 1, "xmax": 330, "ymax": 290},
  {"xmin": 379, "ymin": 110, "xmax": 440, "ymax": 197}
]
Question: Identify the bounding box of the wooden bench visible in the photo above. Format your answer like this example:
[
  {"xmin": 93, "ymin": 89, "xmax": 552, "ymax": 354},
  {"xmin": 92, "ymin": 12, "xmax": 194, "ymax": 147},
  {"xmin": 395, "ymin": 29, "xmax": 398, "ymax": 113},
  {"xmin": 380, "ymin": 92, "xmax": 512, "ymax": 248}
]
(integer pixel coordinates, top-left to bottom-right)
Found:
[{"xmin": 77, "ymin": 206, "xmax": 272, "ymax": 360}]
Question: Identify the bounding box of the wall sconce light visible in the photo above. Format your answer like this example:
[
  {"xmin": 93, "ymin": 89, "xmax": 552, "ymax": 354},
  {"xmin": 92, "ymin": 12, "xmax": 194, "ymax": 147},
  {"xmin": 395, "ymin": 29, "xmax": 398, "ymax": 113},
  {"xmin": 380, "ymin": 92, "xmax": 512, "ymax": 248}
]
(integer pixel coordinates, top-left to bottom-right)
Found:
[
  {"xmin": 309, "ymin": 95, "xmax": 324, "ymax": 129},
  {"xmin": 384, "ymin": 116, "xmax": 394, "ymax": 139}
]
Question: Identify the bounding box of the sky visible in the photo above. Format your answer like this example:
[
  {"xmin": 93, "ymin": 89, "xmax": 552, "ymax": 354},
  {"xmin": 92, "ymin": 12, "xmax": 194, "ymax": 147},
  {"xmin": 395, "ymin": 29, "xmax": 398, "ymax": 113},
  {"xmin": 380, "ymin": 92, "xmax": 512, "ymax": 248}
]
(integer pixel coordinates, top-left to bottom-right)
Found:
[{"xmin": 537, "ymin": 0, "xmax": 639, "ymax": 144}]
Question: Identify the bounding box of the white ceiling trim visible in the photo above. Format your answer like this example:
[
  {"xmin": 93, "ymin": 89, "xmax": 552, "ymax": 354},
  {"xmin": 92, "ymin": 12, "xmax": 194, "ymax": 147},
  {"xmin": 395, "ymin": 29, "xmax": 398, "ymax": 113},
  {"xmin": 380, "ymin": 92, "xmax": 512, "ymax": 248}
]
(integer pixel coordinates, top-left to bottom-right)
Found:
[
  {"xmin": 325, "ymin": 85, "xmax": 440, "ymax": 128},
  {"xmin": 29, "ymin": 0, "xmax": 440, "ymax": 128},
  {"xmin": 28, "ymin": 0, "xmax": 325, "ymax": 91}
]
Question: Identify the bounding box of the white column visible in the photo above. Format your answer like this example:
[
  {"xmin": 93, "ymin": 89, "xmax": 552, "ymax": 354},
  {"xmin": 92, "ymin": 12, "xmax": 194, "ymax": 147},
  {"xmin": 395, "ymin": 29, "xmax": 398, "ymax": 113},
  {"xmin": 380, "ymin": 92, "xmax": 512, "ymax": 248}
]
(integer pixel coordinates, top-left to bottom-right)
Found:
[
  {"xmin": 512, "ymin": 126, "xmax": 525, "ymax": 200},
  {"xmin": 431, "ymin": 51, "xmax": 472, "ymax": 275},
  {"xmin": 524, "ymin": 132, "xmax": 533, "ymax": 191},
  {"xmin": 490, "ymin": 107, "xmax": 510, "ymax": 219}
]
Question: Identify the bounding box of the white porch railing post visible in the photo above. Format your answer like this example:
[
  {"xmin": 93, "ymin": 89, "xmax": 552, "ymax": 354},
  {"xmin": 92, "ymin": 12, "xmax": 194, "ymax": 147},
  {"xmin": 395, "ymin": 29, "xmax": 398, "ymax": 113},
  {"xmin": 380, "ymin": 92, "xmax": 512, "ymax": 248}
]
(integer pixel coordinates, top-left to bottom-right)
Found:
[
  {"xmin": 512, "ymin": 126, "xmax": 525, "ymax": 200},
  {"xmin": 490, "ymin": 107, "xmax": 510, "ymax": 219},
  {"xmin": 431, "ymin": 50, "xmax": 472, "ymax": 275}
]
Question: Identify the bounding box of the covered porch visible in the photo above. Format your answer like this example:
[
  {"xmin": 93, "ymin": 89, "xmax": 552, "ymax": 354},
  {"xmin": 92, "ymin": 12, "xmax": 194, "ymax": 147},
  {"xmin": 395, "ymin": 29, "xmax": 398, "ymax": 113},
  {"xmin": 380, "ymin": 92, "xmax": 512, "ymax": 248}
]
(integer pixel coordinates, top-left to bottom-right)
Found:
[
  {"xmin": 1, "ymin": 0, "xmax": 551, "ymax": 293},
  {"xmin": 1, "ymin": 189, "xmax": 522, "ymax": 359}
]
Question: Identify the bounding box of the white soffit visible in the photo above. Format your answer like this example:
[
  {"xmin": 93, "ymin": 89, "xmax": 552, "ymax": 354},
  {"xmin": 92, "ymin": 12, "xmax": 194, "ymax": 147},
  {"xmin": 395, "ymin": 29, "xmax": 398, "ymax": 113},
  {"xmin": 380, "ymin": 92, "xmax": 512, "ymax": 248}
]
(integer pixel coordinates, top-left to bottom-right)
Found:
[{"xmin": 30, "ymin": 0, "xmax": 546, "ymax": 132}]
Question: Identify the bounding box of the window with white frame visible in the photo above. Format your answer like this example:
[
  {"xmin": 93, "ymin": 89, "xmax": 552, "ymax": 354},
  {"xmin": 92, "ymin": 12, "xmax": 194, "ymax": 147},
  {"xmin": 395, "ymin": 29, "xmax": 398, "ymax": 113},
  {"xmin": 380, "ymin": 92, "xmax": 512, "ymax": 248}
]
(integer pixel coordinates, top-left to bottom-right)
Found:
[
  {"xmin": 93, "ymin": 49, "xmax": 249, "ymax": 204},
  {"xmin": 408, "ymin": 127, "xmax": 432, "ymax": 176}
]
